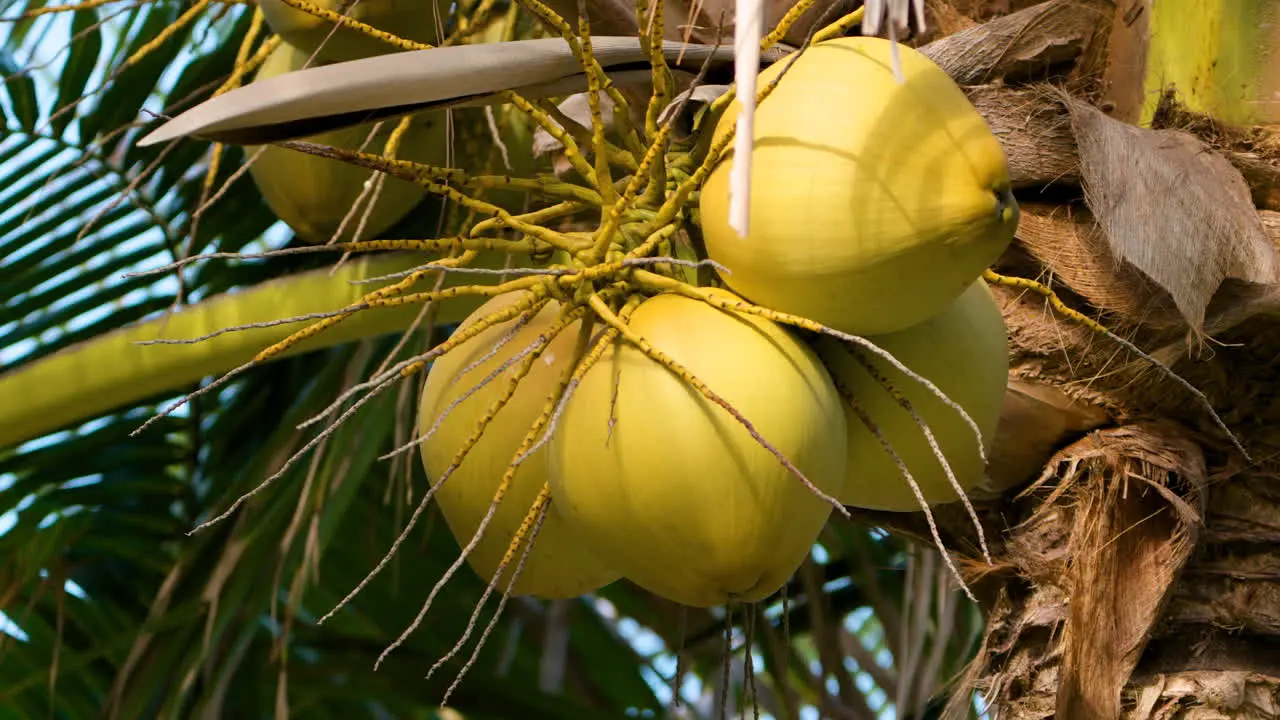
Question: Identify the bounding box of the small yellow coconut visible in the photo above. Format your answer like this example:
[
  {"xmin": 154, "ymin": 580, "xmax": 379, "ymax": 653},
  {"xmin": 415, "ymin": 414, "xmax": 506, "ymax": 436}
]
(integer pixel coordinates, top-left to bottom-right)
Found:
[
  {"xmin": 813, "ymin": 280, "xmax": 1009, "ymax": 511},
  {"xmin": 448, "ymin": 16, "xmax": 542, "ymax": 212},
  {"xmin": 699, "ymin": 36, "xmax": 1018, "ymax": 336},
  {"xmin": 547, "ymin": 289, "xmax": 847, "ymax": 608},
  {"xmin": 419, "ymin": 291, "xmax": 620, "ymax": 598},
  {"xmin": 257, "ymin": 0, "xmax": 444, "ymax": 63},
  {"xmin": 246, "ymin": 43, "xmax": 448, "ymax": 244}
]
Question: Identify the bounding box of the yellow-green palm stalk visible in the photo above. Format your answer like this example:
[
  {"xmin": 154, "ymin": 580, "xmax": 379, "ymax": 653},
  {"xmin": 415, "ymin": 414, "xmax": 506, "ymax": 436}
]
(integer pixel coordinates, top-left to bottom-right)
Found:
[
  {"xmin": 1141, "ymin": 0, "xmax": 1280, "ymax": 126},
  {"xmin": 0, "ymin": 253, "xmax": 503, "ymax": 448}
]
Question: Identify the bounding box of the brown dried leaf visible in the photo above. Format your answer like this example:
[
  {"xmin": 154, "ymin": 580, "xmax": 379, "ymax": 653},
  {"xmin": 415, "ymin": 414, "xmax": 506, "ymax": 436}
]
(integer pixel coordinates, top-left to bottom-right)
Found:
[
  {"xmin": 954, "ymin": 86, "xmax": 1280, "ymax": 211},
  {"xmin": 966, "ymin": 86, "xmax": 1081, "ymax": 188},
  {"xmin": 1165, "ymin": 549, "xmax": 1280, "ymax": 636},
  {"xmin": 1151, "ymin": 91, "xmax": 1280, "ymax": 211},
  {"xmin": 945, "ymin": 0, "xmax": 1047, "ymax": 20},
  {"xmin": 923, "ymin": 0, "xmax": 978, "ymax": 39},
  {"xmin": 1264, "ymin": 209, "xmax": 1280, "ymax": 238},
  {"xmin": 1128, "ymin": 670, "xmax": 1280, "ymax": 720},
  {"xmin": 1065, "ymin": 96, "xmax": 1280, "ymax": 333},
  {"xmin": 1015, "ymin": 203, "xmax": 1184, "ymax": 328},
  {"xmin": 919, "ymin": 0, "xmax": 1110, "ymax": 85},
  {"xmin": 935, "ymin": 425, "xmax": 1209, "ymax": 719}
]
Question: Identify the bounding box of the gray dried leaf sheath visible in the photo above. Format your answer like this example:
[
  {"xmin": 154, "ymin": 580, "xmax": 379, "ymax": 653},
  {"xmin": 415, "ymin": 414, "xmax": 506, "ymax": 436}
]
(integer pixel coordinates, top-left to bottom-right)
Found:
[
  {"xmin": 141, "ymin": 37, "xmax": 789, "ymax": 147},
  {"xmin": 1065, "ymin": 96, "xmax": 1280, "ymax": 332}
]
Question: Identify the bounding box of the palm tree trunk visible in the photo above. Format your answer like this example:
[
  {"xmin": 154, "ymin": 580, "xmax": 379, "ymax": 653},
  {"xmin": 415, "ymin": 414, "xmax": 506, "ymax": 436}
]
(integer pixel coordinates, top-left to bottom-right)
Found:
[{"xmin": 863, "ymin": 1, "xmax": 1280, "ymax": 717}]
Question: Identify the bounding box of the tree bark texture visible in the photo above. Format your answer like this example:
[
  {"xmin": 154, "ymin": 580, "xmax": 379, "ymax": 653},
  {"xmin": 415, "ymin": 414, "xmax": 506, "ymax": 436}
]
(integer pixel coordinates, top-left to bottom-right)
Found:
[{"xmin": 863, "ymin": 2, "xmax": 1280, "ymax": 718}]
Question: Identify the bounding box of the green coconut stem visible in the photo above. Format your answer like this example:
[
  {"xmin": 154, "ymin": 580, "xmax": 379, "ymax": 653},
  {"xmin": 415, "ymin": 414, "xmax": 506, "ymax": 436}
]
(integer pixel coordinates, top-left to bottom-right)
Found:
[
  {"xmin": 470, "ymin": 201, "xmax": 590, "ymax": 238},
  {"xmin": 1140, "ymin": 0, "xmax": 1280, "ymax": 127},
  {"xmin": 578, "ymin": 15, "xmax": 617, "ymax": 217},
  {"xmin": 0, "ymin": 253, "xmax": 483, "ymax": 450},
  {"xmin": 190, "ymin": 10, "xmax": 271, "ymax": 257},
  {"xmin": 324, "ymin": 307, "xmax": 541, "ymax": 441},
  {"xmin": 651, "ymin": 40, "xmax": 816, "ymax": 233},
  {"xmin": 511, "ymin": 0, "xmax": 645, "ymax": 157},
  {"xmin": 276, "ymin": 140, "xmax": 605, "ymax": 208},
  {"xmin": 313, "ymin": 288, "xmax": 624, "ymax": 630},
  {"xmin": 444, "ymin": 0, "xmax": 505, "ymax": 44},
  {"xmin": 124, "ymin": 239, "xmax": 539, "ymax": 280},
  {"xmin": 380, "ymin": 310, "xmax": 575, "ymax": 463},
  {"xmin": 187, "ymin": 293, "xmax": 547, "ymax": 540}
]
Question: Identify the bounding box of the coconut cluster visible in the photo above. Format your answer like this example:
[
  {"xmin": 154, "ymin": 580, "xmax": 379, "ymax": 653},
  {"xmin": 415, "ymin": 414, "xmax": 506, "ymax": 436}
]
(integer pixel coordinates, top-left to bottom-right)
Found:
[{"xmin": 415, "ymin": 37, "xmax": 1016, "ymax": 608}]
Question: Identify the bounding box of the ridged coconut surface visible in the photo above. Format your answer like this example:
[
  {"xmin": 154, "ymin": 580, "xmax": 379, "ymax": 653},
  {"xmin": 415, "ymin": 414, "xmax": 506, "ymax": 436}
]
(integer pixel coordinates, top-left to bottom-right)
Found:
[
  {"xmin": 815, "ymin": 280, "xmax": 1009, "ymax": 511},
  {"xmin": 548, "ymin": 289, "xmax": 847, "ymax": 608},
  {"xmin": 418, "ymin": 292, "xmax": 620, "ymax": 598},
  {"xmin": 700, "ymin": 36, "xmax": 1019, "ymax": 336}
]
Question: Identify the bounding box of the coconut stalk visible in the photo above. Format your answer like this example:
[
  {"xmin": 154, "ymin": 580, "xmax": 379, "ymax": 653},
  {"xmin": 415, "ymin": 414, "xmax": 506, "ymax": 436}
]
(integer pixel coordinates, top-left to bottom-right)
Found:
[
  {"xmin": 1099, "ymin": 0, "xmax": 1280, "ymax": 127},
  {"xmin": 0, "ymin": 252, "xmax": 513, "ymax": 449}
]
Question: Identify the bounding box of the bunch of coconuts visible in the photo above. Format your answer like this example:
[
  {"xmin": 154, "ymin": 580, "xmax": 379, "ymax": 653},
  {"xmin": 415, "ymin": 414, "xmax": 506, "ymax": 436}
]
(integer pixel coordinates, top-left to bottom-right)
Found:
[
  {"xmin": 245, "ymin": 4, "xmax": 1016, "ymax": 609},
  {"xmin": 417, "ymin": 38, "xmax": 1017, "ymax": 609}
]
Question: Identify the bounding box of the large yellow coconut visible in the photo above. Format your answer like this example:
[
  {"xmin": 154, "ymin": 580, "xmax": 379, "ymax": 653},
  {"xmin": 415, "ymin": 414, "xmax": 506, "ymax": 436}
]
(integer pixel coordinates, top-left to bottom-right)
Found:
[
  {"xmin": 419, "ymin": 292, "xmax": 620, "ymax": 598},
  {"xmin": 699, "ymin": 37, "xmax": 1018, "ymax": 336},
  {"xmin": 258, "ymin": 0, "xmax": 445, "ymax": 63},
  {"xmin": 813, "ymin": 280, "xmax": 1009, "ymax": 511},
  {"xmin": 247, "ymin": 43, "xmax": 448, "ymax": 244},
  {"xmin": 547, "ymin": 289, "xmax": 847, "ymax": 608}
]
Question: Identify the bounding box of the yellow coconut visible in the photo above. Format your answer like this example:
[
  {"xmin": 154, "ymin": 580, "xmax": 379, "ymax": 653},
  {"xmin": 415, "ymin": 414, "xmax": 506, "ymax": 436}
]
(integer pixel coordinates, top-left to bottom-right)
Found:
[
  {"xmin": 813, "ymin": 280, "xmax": 1009, "ymax": 511},
  {"xmin": 257, "ymin": 0, "xmax": 444, "ymax": 63},
  {"xmin": 418, "ymin": 292, "xmax": 620, "ymax": 598},
  {"xmin": 699, "ymin": 36, "xmax": 1018, "ymax": 336},
  {"xmin": 246, "ymin": 42, "xmax": 448, "ymax": 244},
  {"xmin": 547, "ymin": 289, "xmax": 847, "ymax": 608}
]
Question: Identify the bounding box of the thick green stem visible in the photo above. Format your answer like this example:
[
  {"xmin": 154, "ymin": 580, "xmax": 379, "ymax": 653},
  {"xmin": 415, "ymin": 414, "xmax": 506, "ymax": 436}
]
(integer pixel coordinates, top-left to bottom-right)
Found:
[{"xmin": 1141, "ymin": 0, "xmax": 1280, "ymax": 126}]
